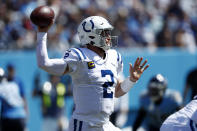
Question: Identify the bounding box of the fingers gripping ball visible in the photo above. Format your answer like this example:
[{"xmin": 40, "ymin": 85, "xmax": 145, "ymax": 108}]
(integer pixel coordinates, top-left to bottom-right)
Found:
[{"xmin": 30, "ymin": 6, "xmax": 55, "ymax": 28}]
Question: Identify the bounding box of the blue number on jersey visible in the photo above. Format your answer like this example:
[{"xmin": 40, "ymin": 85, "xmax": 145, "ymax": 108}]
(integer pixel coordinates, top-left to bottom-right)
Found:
[{"xmin": 101, "ymin": 70, "xmax": 114, "ymax": 98}]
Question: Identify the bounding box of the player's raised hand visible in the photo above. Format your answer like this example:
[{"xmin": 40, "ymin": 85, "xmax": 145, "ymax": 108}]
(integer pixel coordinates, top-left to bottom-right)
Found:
[{"xmin": 129, "ymin": 57, "xmax": 149, "ymax": 82}]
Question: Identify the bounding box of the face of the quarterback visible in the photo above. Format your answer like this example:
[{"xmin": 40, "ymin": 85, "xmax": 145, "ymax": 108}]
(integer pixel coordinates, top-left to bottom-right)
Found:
[{"xmin": 101, "ymin": 29, "xmax": 112, "ymax": 47}]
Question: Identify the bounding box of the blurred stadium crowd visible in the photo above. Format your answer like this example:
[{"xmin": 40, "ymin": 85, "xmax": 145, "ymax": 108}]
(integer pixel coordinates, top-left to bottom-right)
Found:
[{"xmin": 0, "ymin": 0, "xmax": 197, "ymax": 52}]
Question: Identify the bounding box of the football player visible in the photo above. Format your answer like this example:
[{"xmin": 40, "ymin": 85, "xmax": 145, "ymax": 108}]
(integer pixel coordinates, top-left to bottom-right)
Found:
[
  {"xmin": 132, "ymin": 74, "xmax": 182, "ymax": 131},
  {"xmin": 160, "ymin": 95, "xmax": 197, "ymax": 131},
  {"xmin": 0, "ymin": 67, "xmax": 27, "ymax": 131},
  {"xmin": 36, "ymin": 16, "xmax": 149, "ymax": 131}
]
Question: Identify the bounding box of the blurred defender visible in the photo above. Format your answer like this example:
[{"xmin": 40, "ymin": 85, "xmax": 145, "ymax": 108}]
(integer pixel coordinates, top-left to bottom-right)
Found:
[
  {"xmin": 132, "ymin": 74, "xmax": 182, "ymax": 131},
  {"xmin": 0, "ymin": 67, "xmax": 27, "ymax": 131},
  {"xmin": 35, "ymin": 16, "xmax": 149, "ymax": 131}
]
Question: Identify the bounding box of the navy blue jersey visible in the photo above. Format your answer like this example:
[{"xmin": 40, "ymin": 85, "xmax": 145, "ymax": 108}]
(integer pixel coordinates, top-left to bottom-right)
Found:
[{"xmin": 139, "ymin": 89, "xmax": 182, "ymax": 128}]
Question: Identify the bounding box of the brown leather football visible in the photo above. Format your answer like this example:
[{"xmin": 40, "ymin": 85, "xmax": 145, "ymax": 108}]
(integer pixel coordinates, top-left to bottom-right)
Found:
[{"xmin": 30, "ymin": 5, "xmax": 55, "ymax": 28}]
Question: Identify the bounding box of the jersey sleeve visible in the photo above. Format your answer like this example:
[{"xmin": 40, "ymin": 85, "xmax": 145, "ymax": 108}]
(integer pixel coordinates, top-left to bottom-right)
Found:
[{"xmin": 62, "ymin": 48, "xmax": 81, "ymax": 74}]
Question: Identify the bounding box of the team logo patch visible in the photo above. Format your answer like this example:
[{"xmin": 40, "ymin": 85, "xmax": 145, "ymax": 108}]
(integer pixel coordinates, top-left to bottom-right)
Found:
[
  {"xmin": 63, "ymin": 50, "xmax": 71, "ymax": 59},
  {"xmin": 87, "ymin": 61, "xmax": 95, "ymax": 69}
]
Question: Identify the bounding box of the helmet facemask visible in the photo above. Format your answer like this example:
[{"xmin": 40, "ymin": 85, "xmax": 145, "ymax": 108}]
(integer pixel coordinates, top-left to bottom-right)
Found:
[
  {"xmin": 148, "ymin": 81, "xmax": 166, "ymax": 102},
  {"xmin": 93, "ymin": 29, "xmax": 118, "ymax": 51}
]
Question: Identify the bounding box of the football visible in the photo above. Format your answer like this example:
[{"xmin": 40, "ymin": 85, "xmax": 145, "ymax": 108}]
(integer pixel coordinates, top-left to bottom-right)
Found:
[{"xmin": 30, "ymin": 5, "xmax": 55, "ymax": 28}]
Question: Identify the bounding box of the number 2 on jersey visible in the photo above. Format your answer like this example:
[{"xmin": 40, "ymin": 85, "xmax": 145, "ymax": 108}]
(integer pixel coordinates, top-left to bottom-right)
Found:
[{"xmin": 101, "ymin": 70, "xmax": 114, "ymax": 98}]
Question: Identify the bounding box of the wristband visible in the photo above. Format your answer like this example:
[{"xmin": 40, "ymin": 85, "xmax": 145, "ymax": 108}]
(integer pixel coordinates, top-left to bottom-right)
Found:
[{"xmin": 121, "ymin": 77, "xmax": 136, "ymax": 93}]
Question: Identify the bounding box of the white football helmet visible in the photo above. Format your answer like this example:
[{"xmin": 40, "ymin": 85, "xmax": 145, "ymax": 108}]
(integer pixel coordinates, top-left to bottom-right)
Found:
[{"xmin": 77, "ymin": 16, "xmax": 118, "ymax": 51}]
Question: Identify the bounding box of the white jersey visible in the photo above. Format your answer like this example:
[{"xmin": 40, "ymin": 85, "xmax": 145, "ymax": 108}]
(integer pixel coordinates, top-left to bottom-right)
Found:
[
  {"xmin": 63, "ymin": 47, "xmax": 123, "ymax": 125},
  {"xmin": 0, "ymin": 81, "xmax": 24, "ymax": 107},
  {"xmin": 180, "ymin": 99, "xmax": 197, "ymax": 123},
  {"xmin": 160, "ymin": 97, "xmax": 197, "ymax": 131}
]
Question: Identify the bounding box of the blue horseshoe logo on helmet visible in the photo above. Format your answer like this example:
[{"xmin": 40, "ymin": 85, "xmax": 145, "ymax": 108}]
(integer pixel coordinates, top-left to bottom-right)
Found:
[{"xmin": 82, "ymin": 20, "xmax": 94, "ymax": 32}]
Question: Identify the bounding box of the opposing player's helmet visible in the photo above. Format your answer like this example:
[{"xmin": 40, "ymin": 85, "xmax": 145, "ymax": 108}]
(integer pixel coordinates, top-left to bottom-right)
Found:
[
  {"xmin": 148, "ymin": 74, "xmax": 167, "ymax": 101},
  {"xmin": 0, "ymin": 67, "xmax": 5, "ymax": 83},
  {"xmin": 77, "ymin": 16, "xmax": 118, "ymax": 51}
]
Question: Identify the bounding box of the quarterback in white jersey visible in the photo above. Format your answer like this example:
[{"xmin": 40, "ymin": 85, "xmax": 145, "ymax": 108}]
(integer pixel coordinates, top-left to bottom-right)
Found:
[
  {"xmin": 35, "ymin": 16, "xmax": 149, "ymax": 131},
  {"xmin": 160, "ymin": 95, "xmax": 197, "ymax": 131}
]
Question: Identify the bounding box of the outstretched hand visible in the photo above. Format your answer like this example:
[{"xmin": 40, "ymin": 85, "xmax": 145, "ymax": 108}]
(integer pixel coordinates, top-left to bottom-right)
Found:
[{"xmin": 129, "ymin": 57, "xmax": 149, "ymax": 82}]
